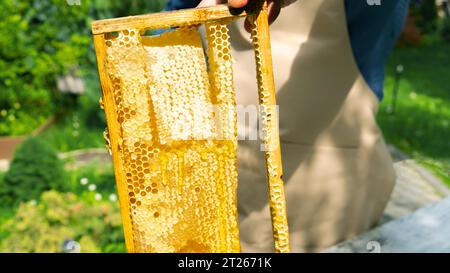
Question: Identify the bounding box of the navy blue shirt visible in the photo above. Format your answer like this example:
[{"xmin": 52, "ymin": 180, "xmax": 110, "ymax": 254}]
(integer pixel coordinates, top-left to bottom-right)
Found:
[
  {"xmin": 164, "ymin": 0, "xmax": 409, "ymax": 101},
  {"xmin": 345, "ymin": 0, "xmax": 409, "ymax": 100}
]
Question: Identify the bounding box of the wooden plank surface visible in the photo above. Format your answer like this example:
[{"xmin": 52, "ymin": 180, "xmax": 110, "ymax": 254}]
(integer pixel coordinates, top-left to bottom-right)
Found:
[
  {"xmin": 92, "ymin": 4, "xmax": 246, "ymax": 34},
  {"xmin": 325, "ymin": 197, "xmax": 450, "ymax": 253}
]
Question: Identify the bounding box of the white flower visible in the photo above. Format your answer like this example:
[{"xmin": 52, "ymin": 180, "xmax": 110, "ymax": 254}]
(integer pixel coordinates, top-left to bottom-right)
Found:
[
  {"xmin": 94, "ymin": 193, "xmax": 102, "ymax": 201},
  {"xmin": 88, "ymin": 184, "xmax": 97, "ymax": 191},
  {"xmin": 80, "ymin": 177, "xmax": 89, "ymax": 185},
  {"xmin": 109, "ymin": 194, "xmax": 118, "ymax": 202},
  {"xmin": 30, "ymin": 200, "xmax": 37, "ymax": 206}
]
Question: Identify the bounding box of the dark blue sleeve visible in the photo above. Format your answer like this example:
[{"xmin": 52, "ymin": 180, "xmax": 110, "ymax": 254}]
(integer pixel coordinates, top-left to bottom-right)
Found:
[
  {"xmin": 152, "ymin": 0, "xmax": 200, "ymax": 35},
  {"xmin": 345, "ymin": 0, "xmax": 410, "ymax": 100},
  {"xmin": 164, "ymin": 0, "xmax": 201, "ymax": 11}
]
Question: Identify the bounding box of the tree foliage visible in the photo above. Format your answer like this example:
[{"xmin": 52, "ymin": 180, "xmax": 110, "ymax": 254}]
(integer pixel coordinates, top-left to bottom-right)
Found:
[
  {"xmin": 0, "ymin": 0, "xmax": 166, "ymax": 136},
  {"xmin": 410, "ymin": 0, "xmax": 439, "ymax": 34}
]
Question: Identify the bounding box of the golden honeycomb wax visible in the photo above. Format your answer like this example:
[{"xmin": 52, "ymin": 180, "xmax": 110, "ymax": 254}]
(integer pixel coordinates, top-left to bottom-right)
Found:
[{"xmin": 103, "ymin": 26, "xmax": 240, "ymax": 252}]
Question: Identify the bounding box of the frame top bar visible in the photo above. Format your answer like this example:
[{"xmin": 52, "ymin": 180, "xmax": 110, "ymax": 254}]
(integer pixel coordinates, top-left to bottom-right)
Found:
[{"xmin": 92, "ymin": 4, "xmax": 247, "ymax": 35}]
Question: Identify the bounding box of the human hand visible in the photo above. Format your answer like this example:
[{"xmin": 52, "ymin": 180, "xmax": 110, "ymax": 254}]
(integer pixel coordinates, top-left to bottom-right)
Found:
[{"xmin": 197, "ymin": 0, "xmax": 296, "ymax": 32}]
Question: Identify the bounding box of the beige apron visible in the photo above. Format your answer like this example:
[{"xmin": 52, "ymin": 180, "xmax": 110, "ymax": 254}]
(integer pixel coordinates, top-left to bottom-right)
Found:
[{"xmin": 231, "ymin": 0, "xmax": 396, "ymax": 252}]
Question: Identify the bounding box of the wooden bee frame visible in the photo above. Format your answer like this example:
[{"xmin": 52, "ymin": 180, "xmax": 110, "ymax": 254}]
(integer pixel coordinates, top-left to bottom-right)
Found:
[{"xmin": 92, "ymin": 1, "xmax": 289, "ymax": 253}]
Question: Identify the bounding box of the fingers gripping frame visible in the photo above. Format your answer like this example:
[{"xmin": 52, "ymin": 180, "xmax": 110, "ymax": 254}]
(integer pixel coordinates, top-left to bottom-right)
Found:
[{"xmin": 92, "ymin": 2, "xmax": 290, "ymax": 253}]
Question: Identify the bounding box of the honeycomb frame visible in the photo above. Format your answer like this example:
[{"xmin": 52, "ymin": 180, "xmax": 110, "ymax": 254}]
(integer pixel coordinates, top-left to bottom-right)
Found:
[{"xmin": 92, "ymin": 2, "xmax": 289, "ymax": 253}]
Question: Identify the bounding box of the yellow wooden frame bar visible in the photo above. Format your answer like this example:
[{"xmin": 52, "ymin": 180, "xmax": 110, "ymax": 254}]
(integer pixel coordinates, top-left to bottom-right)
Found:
[
  {"xmin": 93, "ymin": 33, "xmax": 136, "ymax": 252},
  {"xmin": 92, "ymin": 5, "xmax": 247, "ymax": 34}
]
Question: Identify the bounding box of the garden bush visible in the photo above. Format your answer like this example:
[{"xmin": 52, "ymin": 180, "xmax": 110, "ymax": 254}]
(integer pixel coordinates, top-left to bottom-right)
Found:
[
  {"xmin": 410, "ymin": 0, "xmax": 439, "ymax": 34},
  {"xmin": 65, "ymin": 162, "xmax": 116, "ymax": 196},
  {"xmin": 0, "ymin": 0, "xmax": 165, "ymax": 136},
  {"xmin": 0, "ymin": 137, "xmax": 66, "ymax": 206},
  {"xmin": 441, "ymin": 18, "xmax": 450, "ymax": 43},
  {"xmin": 0, "ymin": 0, "xmax": 92, "ymax": 136},
  {"xmin": 0, "ymin": 190, "xmax": 124, "ymax": 253}
]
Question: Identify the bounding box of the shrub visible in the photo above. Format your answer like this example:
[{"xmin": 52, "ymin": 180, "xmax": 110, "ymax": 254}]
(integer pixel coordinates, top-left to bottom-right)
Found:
[
  {"xmin": 410, "ymin": 0, "xmax": 439, "ymax": 34},
  {"xmin": 0, "ymin": 0, "xmax": 166, "ymax": 136},
  {"xmin": 0, "ymin": 137, "xmax": 66, "ymax": 206},
  {"xmin": 0, "ymin": 190, "xmax": 124, "ymax": 253},
  {"xmin": 0, "ymin": 0, "xmax": 92, "ymax": 136},
  {"xmin": 62, "ymin": 162, "xmax": 116, "ymax": 197},
  {"xmin": 441, "ymin": 18, "xmax": 450, "ymax": 43},
  {"xmin": 397, "ymin": 15, "xmax": 422, "ymax": 47}
]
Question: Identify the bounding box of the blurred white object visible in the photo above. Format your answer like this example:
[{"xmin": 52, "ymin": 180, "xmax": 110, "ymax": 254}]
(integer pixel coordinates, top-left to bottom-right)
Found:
[
  {"xmin": 94, "ymin": 193, "xmax": 102, "ymax": 201},
  {"xmin": 57, "ymin": 74, "xmax": 85, "ymax": 95},
  {"xmin": 109, "ymin": 193, "xmax": 118, "ymax": 202},
  {"xmin": 80, "ymin": 177, "xmax": 89, "ymax": 185}
]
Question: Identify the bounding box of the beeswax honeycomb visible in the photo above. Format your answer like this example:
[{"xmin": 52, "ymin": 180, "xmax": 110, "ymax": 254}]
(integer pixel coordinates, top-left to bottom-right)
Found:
[
  {"xmin": 248, "ymin": 8, "xmax": 290, "ymax": 253},
  {"xmin": 104, "ymin": 26, "xmax": 240, "ymax": 252}
]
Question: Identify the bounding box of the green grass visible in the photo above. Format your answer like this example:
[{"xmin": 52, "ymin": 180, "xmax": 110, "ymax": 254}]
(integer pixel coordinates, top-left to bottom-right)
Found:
[{"xmin": 378, "ymin": 41, "xmax": 450, "ymax": 185}]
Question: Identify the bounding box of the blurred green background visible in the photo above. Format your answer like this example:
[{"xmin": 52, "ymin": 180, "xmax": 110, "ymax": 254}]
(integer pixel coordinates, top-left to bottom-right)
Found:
[
  {"xmin": 0, "ymin": 0, "xmax": 448, "ymax": 252},
  {"xmin": 0, "ymin": 0, "xmax": 166, "ymax": 253}
]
